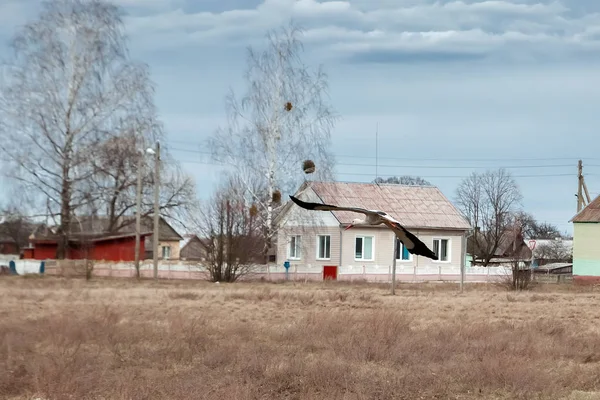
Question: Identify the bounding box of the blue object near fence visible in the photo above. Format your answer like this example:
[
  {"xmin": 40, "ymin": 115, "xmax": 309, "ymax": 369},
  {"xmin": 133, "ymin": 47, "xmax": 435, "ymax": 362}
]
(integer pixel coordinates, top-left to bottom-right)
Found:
[
  {"xmin": 284, "ymin": 261, "xmax": 291, "ymax": 281},
  {"xmin": 9, "ymin": 260, "xmax": 17, "ymax": 275},
  {"xmin": 40, "ymin": 261, "xmax": 45, "ymax": 274}
]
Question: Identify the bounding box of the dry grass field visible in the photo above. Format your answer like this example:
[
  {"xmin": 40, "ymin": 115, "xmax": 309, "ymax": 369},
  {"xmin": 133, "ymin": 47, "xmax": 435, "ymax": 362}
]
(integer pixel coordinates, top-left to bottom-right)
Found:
[{"xmin": 2, "ymin": 277, "xmax": 600, "ymax": 400}]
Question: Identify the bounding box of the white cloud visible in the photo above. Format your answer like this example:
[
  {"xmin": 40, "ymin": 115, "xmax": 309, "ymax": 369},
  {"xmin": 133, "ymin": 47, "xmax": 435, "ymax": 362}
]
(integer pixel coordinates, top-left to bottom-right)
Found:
[{"xmin": 120, "ymin": 0, "xmax": 600, "ymax": 63}]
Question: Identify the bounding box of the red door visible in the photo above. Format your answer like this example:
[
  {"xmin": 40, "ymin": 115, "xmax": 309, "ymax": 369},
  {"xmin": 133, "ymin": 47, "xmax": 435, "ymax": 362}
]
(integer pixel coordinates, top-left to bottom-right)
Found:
[{"xmin": 323, "ymin": 265, "xmax": 338, "ymax": 280}]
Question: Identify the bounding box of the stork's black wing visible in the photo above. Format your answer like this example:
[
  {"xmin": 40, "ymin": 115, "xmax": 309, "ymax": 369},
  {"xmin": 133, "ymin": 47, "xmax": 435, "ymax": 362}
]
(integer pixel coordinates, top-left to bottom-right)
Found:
[
  {"xmin": 381, "ymin": 217, "xmax": 438, "ymax": 260},
  {"xmin": 289, "ymin": 195, "xmax": 376, "ymax": 216}
]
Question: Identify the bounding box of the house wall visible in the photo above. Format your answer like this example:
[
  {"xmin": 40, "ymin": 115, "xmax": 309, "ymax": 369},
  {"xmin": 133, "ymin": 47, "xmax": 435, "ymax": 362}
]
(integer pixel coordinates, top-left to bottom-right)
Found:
[
  {"xmin": 158, "ymin": 240, "xmax": 180, "ymax": 260},
  {"xmin": 340, "ymin": 227, "xmax": 465, "ymax": 269},
  {"xmin": 180, "ymin": 238, "xmax": 205, "ymax": 261},
  {"xmin": 573, "ymin": 222, "xmax": 600, "ymax": 282},
  {"xmin": 144, "ymin": 240, "xmax": 180, "ymax": 260},
  {"xmin": 276, "ymin": 226, "xmax": 342, "ymax": 269},
  {"xmin": 277, "ymin": 225, "xmax": 466, "ymax": 270},
  {"xmin": 34, "ymin": 243, "xmax": 57, "ymax": 260},
  {"xmin": 0, "ymin": 242, "xmax": 17, "ymax": 255},
  {"xmin": 93, "ymin": 237, "xmax": 144, "ymax": 262},
  {"xmin": 26, "ymin": 237, "xmax": 146, "ymax": 262}
]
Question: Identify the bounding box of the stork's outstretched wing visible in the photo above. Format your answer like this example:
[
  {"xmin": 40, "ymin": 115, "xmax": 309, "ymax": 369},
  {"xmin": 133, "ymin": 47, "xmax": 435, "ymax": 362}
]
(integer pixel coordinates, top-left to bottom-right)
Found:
[
  {"xmin": 289, "ymin": 195, "xmax": 378, "ymax": 217},
  {"xmin": 380, "ymin": 215, "xmax": 438, "ymax": 260}
]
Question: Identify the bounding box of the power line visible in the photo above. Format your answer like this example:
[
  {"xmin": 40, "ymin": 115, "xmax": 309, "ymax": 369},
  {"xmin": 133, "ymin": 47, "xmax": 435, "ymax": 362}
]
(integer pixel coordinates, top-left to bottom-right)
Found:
[
  {"xmin": 336, "ymin": 172, "xmax": 574, "ymax": 179},
  {"xmin": 165, "ymin": 143, "xmax": 600, "ymax": 163},
  {"xmin": 173, "ymin": 158, "xmax": 578, "ymax": 179},
  {"xmin": 172, "ymin": 155, "xmax": 583, "ymax": 171}
]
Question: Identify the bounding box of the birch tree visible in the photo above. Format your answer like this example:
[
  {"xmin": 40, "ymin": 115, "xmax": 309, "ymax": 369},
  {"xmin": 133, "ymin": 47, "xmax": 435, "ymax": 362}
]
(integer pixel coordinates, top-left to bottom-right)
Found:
[
  {"xmin": 0, "ymin": 0, "xmax": 160, "ymax": 258},
  {"xmin": 208, "ymin": 22, "xmax": 338, "ymax": 261},
  {"xmin": 455, "ymin": 168, "xmax": 523, "ymax": 267}
]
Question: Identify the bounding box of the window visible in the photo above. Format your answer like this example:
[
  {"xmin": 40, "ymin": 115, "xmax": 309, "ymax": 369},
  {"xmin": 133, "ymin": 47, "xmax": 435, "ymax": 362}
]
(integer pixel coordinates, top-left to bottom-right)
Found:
[
  {"xmin": 355, "ymin": 236, "xmax": 374, "ymax": 261},
  {"xmin": 395, "ymin": 238, "xmax": 412, "ymax": 261},
  {"xmin": 162, "ymin": 246, "xmax": 171, "ymax": 260},
  {"xmin": 316, "ymin": 235, "xmax": 331, "ymax": 260},
  {"xmin": 433, "ymin": 238, "xmax": 449, "ymax": 262},
  {"xmin": 288, "ymin": 235, "xmax": 301, "ymax": 259}
]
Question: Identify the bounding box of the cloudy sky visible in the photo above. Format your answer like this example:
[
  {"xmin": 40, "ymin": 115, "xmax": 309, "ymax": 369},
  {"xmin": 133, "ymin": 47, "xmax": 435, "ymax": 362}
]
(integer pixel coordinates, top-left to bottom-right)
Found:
[{"xmin": 2, "ymin": 0, "xmax": 600, "ymax": 235}]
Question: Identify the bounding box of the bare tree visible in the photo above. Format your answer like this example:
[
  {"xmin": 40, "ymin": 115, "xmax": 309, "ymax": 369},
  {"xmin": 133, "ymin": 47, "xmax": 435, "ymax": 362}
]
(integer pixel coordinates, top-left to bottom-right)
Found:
[
  {"xmin": 87, "ymin": 134, "xmax": 196, "ymax": 233},
  {"xmin": 535, "ymin": 240, "xmax": 572, "ymax": 264},
  {"xmin": 0, "ymin": 204, "xmax": 34, "ymax": 253},
  {"xmin": 0, "ymin": 0, "xmax": 159, "ymax": 258},
  {"xmin": 208, "ymin": 22, "xmax": 339, "ymax": 261},
  {"xmin": 515, "ymin": 211, "xmax": 562, "ymax": 239},
  {"xmin": 456, "ymin": 169, "xmax": 523, "ymax": 267},
  {"xmin": 373, "ymin": 176, "xmax": 432, "ymax": 186},
  {"xmin": 194, "ymin": 175, "xmax": 263, "ymax": 282}
]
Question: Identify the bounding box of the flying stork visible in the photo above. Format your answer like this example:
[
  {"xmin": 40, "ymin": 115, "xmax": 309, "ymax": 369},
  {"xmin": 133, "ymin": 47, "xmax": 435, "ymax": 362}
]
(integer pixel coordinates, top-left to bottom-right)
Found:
[{"xmin": 289, "ymin": 195, "xmax": 438, "ymax": 260}]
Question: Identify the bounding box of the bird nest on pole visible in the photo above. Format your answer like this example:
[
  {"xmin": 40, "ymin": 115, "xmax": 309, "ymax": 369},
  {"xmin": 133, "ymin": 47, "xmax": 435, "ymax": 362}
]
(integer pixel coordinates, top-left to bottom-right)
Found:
[
  {"xmin": 272, "ymin": 190, "xmax": 282, "ymax": 204},
  {"xmin": 303, "ymin": 160, "xmax": 316, "ymax": 174},
  {"xmin": 284, "ymin": 102, "xmax": 293, "ymax": 111}
]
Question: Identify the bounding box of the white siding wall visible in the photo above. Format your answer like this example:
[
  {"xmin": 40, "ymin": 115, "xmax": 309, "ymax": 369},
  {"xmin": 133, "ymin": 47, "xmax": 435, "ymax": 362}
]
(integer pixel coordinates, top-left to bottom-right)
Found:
[
  {"xmin": 341, "ymin": 227, "xmax": 464, "ymax": 269},
  {"xmin": 277, "ymin": 224, "xmax": 466, "ymax": 270}
]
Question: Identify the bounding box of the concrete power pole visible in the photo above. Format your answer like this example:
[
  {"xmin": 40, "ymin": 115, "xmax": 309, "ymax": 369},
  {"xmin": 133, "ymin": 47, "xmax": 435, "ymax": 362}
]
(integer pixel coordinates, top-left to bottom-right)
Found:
[
  {"xmin": 577, "ymin": 160, "xmax": 591, "ymax": 213},
  {"xmin": 153, "ymin": 141, "xmax": 161, "ymax": 280},
  {"xmin": 134, "ymin": 151, "xmax": 143, "ymax": 277},
  {"xmin": 391, "ymin": 236, "xmax": 398, "ymax": 295}
]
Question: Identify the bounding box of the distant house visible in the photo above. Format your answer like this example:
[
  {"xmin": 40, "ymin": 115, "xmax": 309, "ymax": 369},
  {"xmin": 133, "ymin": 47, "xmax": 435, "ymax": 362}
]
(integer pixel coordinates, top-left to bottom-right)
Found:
[
  {"xmin": 470, "ymin": 226, "xmax": 533, "ymax": 267},
  {"xmin": 529, "ymin": 238, "xmax": 573, "ymax": 267},
  {"xmin": 0, "ymin": 235, "xmax": 17, "ymax": 255},
  {"xmin": 24, "ymin": 215, "xmax": 183, "ymax": 262},
  {"xmin": 179, "ymin": 234, "xmax": 205, "ymax": 261},
  {"xmin": 570, "ymin": 196, "xmax": 600, "ymax": 283},
  {"xmin": 274, "ymin": 181, "xmax": 472, "ymax": 279}
]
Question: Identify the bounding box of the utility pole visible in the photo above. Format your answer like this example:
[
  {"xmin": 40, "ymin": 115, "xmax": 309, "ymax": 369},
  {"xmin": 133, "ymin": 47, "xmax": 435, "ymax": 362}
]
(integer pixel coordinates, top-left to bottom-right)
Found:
[
  {"xmin": 134, "ymin": 150, "xmax": 143, "ymax": 277},
  {"xmin": 577, "ymin": 160, "xmax": 591, "ymax": 213},
  {"xmin": 391, "ymin": 236, "xmax": 398, "ymax": 295},
  {"xmin": 153, "ymin": 141, "xmax": 160, "ymax": 280}
]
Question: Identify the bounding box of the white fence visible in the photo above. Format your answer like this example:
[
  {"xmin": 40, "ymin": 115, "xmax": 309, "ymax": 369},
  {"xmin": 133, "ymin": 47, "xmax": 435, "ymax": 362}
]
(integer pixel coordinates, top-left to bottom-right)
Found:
[
  {"xmin": 12, "ymin": 259, "xmax": 515, "ymax": 283},
  {"xmin": 0, "ymin": 257, "xmax": 46, "ymax": 275}
]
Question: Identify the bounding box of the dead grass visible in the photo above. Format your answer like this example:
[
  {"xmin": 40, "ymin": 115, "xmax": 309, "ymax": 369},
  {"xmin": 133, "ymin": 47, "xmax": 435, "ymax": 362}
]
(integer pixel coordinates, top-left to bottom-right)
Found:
[{"xmin": 2, "ymin": 277, "xmax": 600, "ymax": 399}]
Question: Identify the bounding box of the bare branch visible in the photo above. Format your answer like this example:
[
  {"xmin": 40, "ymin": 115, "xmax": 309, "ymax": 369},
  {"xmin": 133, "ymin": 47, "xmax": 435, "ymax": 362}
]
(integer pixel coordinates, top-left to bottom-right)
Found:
[{"xmin": 207, "ymin": 21, "xmax": 339, "ymax": 260}]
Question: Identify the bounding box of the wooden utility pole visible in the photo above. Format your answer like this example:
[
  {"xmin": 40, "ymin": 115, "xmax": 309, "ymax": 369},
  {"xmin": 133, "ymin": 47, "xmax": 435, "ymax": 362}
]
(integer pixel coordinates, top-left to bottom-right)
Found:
[
  {"xmin": 577, "ymin": 160, "xmax": 591, "ymax": 213},
  {"xmin": 153, "ymin": 141, "xmax": 161, "ymax": 280},
  {"xmin": 134, "ymin": 151, "xmax": 143, "ymax": 277},
  {"xmin": 391, "ymin": 236, "xmax": 398, "ymax": 295}
]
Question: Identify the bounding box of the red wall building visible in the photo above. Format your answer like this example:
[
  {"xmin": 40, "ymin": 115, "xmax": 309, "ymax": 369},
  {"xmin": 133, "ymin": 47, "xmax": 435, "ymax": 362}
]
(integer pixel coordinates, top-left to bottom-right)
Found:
[
  {"xmin": 24, "ymin": 233, "xmax": 152, "ymax": 262},
  {"xmin": 0, "ymin": 240, "xmax": 17, "ymax": 255}
]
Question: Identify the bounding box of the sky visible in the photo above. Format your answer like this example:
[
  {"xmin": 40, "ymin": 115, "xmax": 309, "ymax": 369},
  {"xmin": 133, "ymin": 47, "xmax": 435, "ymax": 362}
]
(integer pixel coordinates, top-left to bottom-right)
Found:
[{"xmin": 2, "ymin": 0, "xmax": 600, "ymax": 236}]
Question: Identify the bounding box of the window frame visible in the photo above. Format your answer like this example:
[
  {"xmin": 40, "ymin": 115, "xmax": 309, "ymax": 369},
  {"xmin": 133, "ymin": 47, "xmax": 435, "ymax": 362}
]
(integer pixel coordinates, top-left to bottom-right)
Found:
[
  {"xmin": 288, "ymin": 235, "xmax": 302, "ymax": 260},
  {"xmin": 161, "ymin": 245, "xmax": 171, "ymax": 260},
  {"xmin": 432, "ymin": 237, "xmax": 451, "ymax": 263},
  {"xmin": 395, "ymin": 238, "xmax": 413, "ymax": 262},
  {"xmin": 354, "ymin": 235, "xmax": 375, "ymax": 261},
  {"xmin": 316, "ymin": 234, "xmax": 331, "ymax": 261}
]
